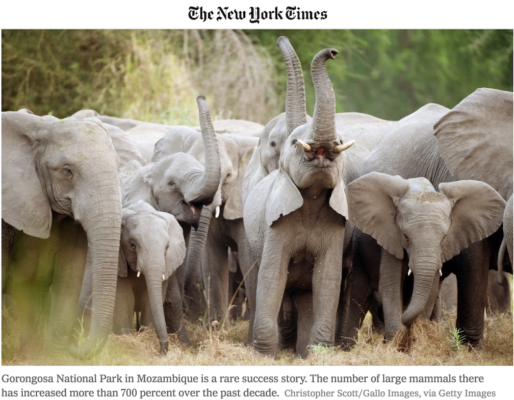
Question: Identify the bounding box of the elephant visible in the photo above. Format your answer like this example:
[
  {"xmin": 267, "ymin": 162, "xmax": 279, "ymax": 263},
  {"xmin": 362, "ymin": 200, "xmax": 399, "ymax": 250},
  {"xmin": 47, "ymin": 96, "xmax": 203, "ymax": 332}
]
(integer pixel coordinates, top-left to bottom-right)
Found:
[
  {"xmin": 79, "ymin": 201, "xmax": 186, "ymax": 354},
  {"xmin": 2, "ymin": 111, "xmax": 122, "ymax": 357},
  {"xmin": 433, "ymin": 88, "xmax": 513, "ymax": 275},
  {"xmin": 343, "ymin": 172, "xmax": 505, "ymax": 345},
  {"xmin": 117, "ymin": 96, "xmax": 221, "ymax": 345},
  {"xmin": 341, "ymin": 99, "xmax": 507, "ymax": 348},
  {"xmin": 244, "ymin": 47, "xmax": 357, "ymax": 358},
  {"xmin": 152, "ymin": 120, "xmax": 258, "ymax": 332}
]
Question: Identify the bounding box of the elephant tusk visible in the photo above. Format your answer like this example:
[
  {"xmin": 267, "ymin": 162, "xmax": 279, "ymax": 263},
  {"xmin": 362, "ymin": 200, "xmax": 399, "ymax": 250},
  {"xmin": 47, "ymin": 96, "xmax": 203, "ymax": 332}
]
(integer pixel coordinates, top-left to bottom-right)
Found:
[
  {"xmin": 162, "ymin": 274, "xmax": 165, "ymax": 281},
  {"xmin": 334, "ymin": 140, "xmax": 355, "ymax": 152},
  {"xmin": 297, "ymin": 139, "xmax": 312, "ymax": 152},
  {"xmin": 408, "ymin": 268, "xmax": 412, "ymax": 276},
  {"xmin": 215, "ymin": 206, "xmax": 220, "ymax": 218},
  {"xmin": 137, "ymin": 271, "xmax": 141, "ymax": 278},
  {"xmin": 439, "ymin": 269, "xmax": 442, "ymax": 276}
]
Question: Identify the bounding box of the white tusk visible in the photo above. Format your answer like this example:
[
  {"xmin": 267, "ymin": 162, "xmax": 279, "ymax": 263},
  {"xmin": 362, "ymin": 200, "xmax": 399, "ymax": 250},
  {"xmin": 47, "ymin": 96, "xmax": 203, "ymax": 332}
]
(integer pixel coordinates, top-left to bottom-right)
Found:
[
  {"xmin": 215, "ymin": 206, "xmax": 220, "ymax": 218},
  {"xmin": 297, "ymin": 139, "xmax": 312, "ymax": 152},
  {"xmin": 137, "ymin": 271, "xmax": 141, "ymax": 278},
  {"xmin": 408, "ymin": 268, "xmax": 412, "ymax": 276},
  {"xmin": 162, "ymin": 274, "xmax": 165, "ymax": 281},
  {"xmin": 334, "ymin": 140, "xmax": 355, "ymax": 152},
  {"xmin": 439, "ymin": 269, "xmax": 442, "ymax": 276}
]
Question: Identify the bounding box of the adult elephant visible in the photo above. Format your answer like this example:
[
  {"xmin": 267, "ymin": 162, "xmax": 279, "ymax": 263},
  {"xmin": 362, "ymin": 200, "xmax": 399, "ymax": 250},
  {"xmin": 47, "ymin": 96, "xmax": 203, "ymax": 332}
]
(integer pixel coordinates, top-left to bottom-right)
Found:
[
  {"xmin": 244, "ymin": 47, "xmax": 356, "ymax": 358},
  {"xmin": 118, "ymin": 96, "xmax": 221, "ymax": 345},
  {"xmin": 2, "ymin": 111, "xmax": 122, "ymax": 357},
  {"xmin": 434, "ymin": 88, "xmax": 513, "ymax": 278},
  {"xmin": 341, "ymin": 100, "xmax": 507, "ymax": 348}
]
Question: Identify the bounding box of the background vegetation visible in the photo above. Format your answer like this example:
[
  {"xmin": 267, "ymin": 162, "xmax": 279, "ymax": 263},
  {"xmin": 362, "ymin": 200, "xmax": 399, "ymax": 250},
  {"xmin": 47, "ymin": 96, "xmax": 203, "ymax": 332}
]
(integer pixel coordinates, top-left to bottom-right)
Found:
[{"xmin": 3, "ymin": 30, "xmax": 512, "ymax": 124}]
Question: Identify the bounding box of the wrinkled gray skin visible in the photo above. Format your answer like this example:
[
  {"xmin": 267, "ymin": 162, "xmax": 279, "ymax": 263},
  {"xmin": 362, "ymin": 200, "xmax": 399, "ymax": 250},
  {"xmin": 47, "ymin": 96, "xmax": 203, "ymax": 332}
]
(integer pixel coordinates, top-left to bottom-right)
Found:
[
  {"xmin": 441, "ymin": 271, "xmax": 512, "ymax": 316},
  {"xmin": 342, "ymin": 101, "xmax": 507, "ymax": 348},
  {"xmin": 153, "ymin": 123, "xmax": 257, "ymax": 335},
  {"xmin": 2, "ymin": 111, "xmax": 122, "ymax": 357},
  {"xmin": 242, "ymin": 38, "xmax": 371, "ymax": 353},
  {"xmin": 344, "ymin": 172, "xmax": 505, "ymax": 346},
  {"xmin": 80, "ymin": 202, "xmax": 186, "ymax": 354},
  {"xmin": 434, "ymin": 88, "xmax": 514, "ymax": 281},
  {"xmin": 244, "ymin": 47, "xmax": 357, "ymax": 358},
  {"xmin": 119, "ymin": 97, "xmax": 221, "ymax": 345}
]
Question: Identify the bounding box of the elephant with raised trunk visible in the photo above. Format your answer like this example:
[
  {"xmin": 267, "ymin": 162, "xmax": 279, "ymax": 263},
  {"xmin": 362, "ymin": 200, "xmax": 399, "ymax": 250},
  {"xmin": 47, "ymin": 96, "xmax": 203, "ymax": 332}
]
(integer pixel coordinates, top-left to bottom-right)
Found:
[
  {"xmin": 244, "ymin": 47, "xmax": 355, "ymax": 358},
  {"xmin": 118, "ymin": 96, "xmax": 221, "ymax": 345},
  {"xmin": 2, "ymin": 111, "xmax": 122, "ymax": 357}
]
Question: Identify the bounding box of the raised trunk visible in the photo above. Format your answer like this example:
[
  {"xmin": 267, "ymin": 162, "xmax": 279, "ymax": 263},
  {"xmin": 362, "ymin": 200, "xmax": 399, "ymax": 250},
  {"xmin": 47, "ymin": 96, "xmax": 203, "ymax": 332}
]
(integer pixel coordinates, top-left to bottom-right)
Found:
[
  {"xmin": 185, "ymin": 96, "xmax": 221, "ymax": 205},
  {"xmin": 311, "ymin": 48, "xmax": 339, "ymax": 145},
  {"xmin": 145, "ymin": 269, "xmax": 169, "ymax": 355},
  {"xmin": 277, "ymin": 36, "xmax": 307, "ymax": 135},
  {"xmin": 183, "ymin": 205, "xmax": 212, "ymax": 315},
  {"xmin": 402, "ymin": 267, "xmax": 438, "ymax": 326},
  {"xmin": 70, "ymin": 182, "xmax": 121, "ymax": 357}
]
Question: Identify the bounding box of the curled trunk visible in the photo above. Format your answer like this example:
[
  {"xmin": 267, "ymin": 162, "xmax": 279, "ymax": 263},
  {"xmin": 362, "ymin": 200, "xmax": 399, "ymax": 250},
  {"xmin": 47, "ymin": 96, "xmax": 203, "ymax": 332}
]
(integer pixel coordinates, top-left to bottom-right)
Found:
[
  {"xmin": 311, "ymin": 48, "xmax": 339, "ymax": 144},
  {"xmin": 185, "ymin": 96, "xmax": 221, "ymax": 205},
  {"xmin": 402, "ymin": 267, "xmax": 438, "ymax": 326},
  {"xmin": 277, "ymin": 36, "xmax": 307, "ymax": 134}
]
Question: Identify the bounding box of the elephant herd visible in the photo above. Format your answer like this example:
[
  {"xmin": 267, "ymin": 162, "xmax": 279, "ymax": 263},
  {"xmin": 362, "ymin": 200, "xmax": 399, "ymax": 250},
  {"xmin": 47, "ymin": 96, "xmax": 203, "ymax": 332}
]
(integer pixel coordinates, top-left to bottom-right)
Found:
[{"xmin": 2, "ymin": 36, "xmax": 512, "ymax": 361}]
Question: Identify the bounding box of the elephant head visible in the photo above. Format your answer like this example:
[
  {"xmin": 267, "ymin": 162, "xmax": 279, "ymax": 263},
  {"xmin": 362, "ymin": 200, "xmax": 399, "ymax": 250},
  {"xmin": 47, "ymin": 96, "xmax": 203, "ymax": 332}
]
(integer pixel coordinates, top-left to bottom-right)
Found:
[
  {"xmin": 121, "ymin": 96, "xmax": 221, "ymax": 226},
  {"xmin": 2, "ymin": 111, "xmax": 122, "ymax": 356},
  {"xmin": 266, "ymin": 48, "xmax": 355, "ymax": 226},
  {"xmin": 118, "ymin": 201, "xmax": 186, "ymax": 354},
  {"xmin": 347, "ymin": 172, "xmax": 506, "ymax": 326}
]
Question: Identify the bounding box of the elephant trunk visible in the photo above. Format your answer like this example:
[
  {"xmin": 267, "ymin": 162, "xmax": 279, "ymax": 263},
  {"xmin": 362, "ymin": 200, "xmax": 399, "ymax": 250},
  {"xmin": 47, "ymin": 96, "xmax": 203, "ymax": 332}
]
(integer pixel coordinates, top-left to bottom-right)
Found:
[
  {"xmin": 401, "ymin": 259, "xmax": 439, "ymax": 327},
  {"xmin": 144, "ymin": 265, "xmax": 169, "ymax": 355},
  {"xmin": 497, "ymin": 238, "xmax": 506, "ymax": 285},
  {"xmin": 185, "ymin": 96, "xmax": 221, "ymax": 206},
  {"xmin": 310, "ymin": 48, "xmax": 339, "ymax": 145},
  {"xmin": 70, "ymin": 179, "xmax": 122, "ymax": 357},
  {"xmin": 277, "ymin": 36, "xmax": 307, "ymax": 135},
  {"xmin": 183, "ymin": 205, "xmax": 213, "ymax": 309}
]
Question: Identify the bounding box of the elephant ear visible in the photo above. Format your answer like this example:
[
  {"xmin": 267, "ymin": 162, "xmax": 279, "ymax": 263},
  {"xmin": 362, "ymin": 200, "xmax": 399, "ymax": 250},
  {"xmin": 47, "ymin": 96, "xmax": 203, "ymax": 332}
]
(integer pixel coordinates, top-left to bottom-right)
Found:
[
  {"xmin": 347, "ymin": 172, "xmax": 410, "ymax": 259},
  {"xmin": 160, "ymin": 212, "xmax": 187, "ymax": 279},
  {"xmin": 1, "ymin": 112, "xmax": 52, "ymax": 238},
  {"xmin": 329, "ymin": 179, "xmax": 349, "ymax": 219},
  {"xmin": 439, "ymin": 180, "xmax": 506, "ymax": 263},
  {"xmin": 242, "ymin": 144, "xmax": 266, "ymax": 206},
  {"xmin": 224, "ymin": 146, "xmax": 256, "ymax": 220},
  {"xmin": 266, "ymin": 170, "xmax": 303, "ymax": 227},
  {"xmin": 434, "ymin": 88, "xmax": 513, "ymax": 200}
]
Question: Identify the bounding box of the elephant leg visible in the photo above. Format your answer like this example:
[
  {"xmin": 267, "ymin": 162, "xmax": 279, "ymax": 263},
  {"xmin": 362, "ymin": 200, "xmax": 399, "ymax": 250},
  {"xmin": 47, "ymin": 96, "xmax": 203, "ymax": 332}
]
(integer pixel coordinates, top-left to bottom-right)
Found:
[
  {"xmin": 278, "ymin": 292, "xmax": 297, "ymax": 350},
  {"xmin": 311, "ymin": 244, "xmax": 343, "ymax": 348},
  {"xmin": 228, "ymin": 266, "xmax": 244, "ymax": 321},
  {"xmin": 2, "ymin": 221, "xmax": 17, "ymax": 291},
  {"xmin": 454, "ymin": 241, "xmax": 489, "ymax": 347},
  {"xmin": 113, "ymin": 278, "xmax": 136, "ymax": 334},
  {"xmin": 334, "ymin": 246, "xmax": 352, "ymax": 346},
  {"xmin": 379, "ymin": 248, "xmax": 407, "ymax": 341},
  {"xmin": 45, "ymin": 229, "xmax": 88, "ymax": 353},
  {"xmin": 369, "ymin": 292, "xmax": 385, "ymax": 334},
  {"xmin": 486, "ymin": 270, "xmax": 512, "ymax": 315},
  {"xmin": 202, "ymin": 239, "xmax": 229, "ymax": 326},
  {"xmin": 164, "ymin": 273, "xmax": 191, "ymax": 346},
  {"xmin": 253, "ymin": 237, "xmax": 290, "ymax": 357},
  {"xmin": 295, "ymin": 291, "xmax": 314, "ymax": 358}
]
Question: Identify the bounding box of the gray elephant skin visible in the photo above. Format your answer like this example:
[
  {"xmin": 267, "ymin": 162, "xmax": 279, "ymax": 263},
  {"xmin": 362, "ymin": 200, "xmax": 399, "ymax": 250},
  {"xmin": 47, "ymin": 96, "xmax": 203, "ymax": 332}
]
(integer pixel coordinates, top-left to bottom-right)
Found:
[{"xmin": 2, "ymin": 111, "xmax": 122, "ymax": 357}]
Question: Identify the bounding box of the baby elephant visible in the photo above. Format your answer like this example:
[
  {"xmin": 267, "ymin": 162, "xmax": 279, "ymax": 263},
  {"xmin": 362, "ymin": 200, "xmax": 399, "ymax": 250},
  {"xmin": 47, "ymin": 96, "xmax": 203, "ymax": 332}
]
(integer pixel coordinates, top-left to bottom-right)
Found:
[
  {"xmin": 79, "ymin": 201, "xmax": 186, "ymax": 354},
  {"xmin": 116, "ymin": 201, "xmax": 186, "ymax": 354}
]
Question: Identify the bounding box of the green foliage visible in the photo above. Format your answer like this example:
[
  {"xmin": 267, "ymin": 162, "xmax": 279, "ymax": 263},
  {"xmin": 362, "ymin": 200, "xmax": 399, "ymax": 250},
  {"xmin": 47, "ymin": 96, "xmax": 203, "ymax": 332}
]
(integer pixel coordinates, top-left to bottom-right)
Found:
[
  {"xmin": 249, "ymin": 30, "xmax": 513, "ymax": 120},
  {"xmin": 2, "ymin": 30, "xmax": 512, "ymax": 124},
  {"xmin": 449, "ymin": 327, "xmax": 466, "ymax": 353}
]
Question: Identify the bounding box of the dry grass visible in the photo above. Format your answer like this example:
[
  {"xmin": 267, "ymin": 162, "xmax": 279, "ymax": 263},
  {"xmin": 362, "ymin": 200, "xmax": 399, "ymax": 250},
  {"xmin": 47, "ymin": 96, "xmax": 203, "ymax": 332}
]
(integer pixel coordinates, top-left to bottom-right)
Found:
[{"xmin": 3, "ymin": 308, "xmax": 512, "ymax": 366}]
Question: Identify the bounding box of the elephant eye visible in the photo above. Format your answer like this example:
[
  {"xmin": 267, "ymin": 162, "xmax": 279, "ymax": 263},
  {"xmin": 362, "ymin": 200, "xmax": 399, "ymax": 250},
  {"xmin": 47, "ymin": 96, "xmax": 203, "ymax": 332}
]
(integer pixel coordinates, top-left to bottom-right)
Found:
[
  {"xmin": 130, "ymin": 243, "xmax": 136, "ymax": 250},
  {"xmin": 226, "ymin": 173, "xmax": 232, "ymax": 178},
  {"xmin": 292, "ymin": 139, "xmax": 298, "ymax": 145},
  {"xmin": 63, "ymin": 167, "xmax": 73, "ymax": 177},
  {"xmin": 270, "ymin": 140, "xmax": 277, "ymax": 147},
  {"xmin": 168, "ymin": 181, "xmax": 176, "ymax": 187},
  {"xmin": 442, "ymin": 234, "xmax": 447, "ymax": 242},
  {"xmin": 403, "ymin": 233, "xmax": 409, "ymax": 242}
]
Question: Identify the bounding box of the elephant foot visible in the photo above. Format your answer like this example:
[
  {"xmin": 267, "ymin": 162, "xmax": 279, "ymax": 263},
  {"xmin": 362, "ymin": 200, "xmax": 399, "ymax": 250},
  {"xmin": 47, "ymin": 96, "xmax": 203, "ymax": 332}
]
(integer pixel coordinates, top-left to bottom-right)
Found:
[
  {"xmin": 159, "ymin": 341, "xmax": 169, "ymax": 355},
  {"xmin": 211, "ymin": 320, "xmax": 219, "ymax": 330}
]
